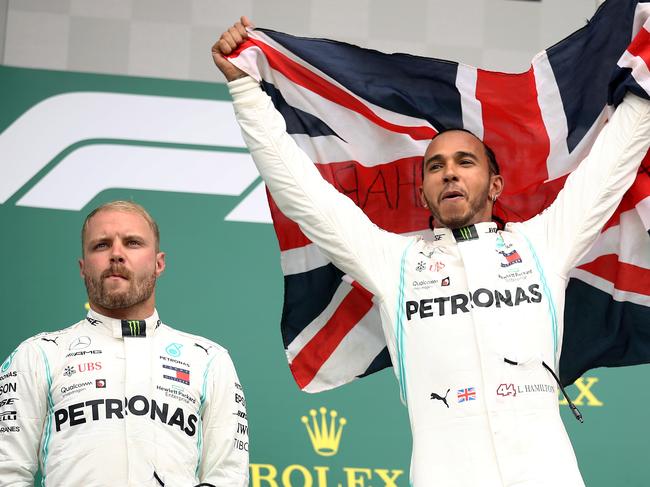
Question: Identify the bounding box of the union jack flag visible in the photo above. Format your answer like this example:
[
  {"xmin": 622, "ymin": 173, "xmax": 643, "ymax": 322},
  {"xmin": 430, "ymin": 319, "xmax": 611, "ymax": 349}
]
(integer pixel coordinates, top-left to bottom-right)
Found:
[
  {"xmin": 457, "ymin": 388, "xmax": 477, "ymax": 403},
  {"xmin": 230, "ymin": 0, "xmax": 650, "ymax": 391}
]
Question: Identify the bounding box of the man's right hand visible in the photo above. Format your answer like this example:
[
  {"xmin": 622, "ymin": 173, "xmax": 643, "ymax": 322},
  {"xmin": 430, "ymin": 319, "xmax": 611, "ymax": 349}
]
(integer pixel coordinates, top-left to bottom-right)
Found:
[{"xmin": 211, "ymin": 16, "xmax": 254, "ymax": 82}]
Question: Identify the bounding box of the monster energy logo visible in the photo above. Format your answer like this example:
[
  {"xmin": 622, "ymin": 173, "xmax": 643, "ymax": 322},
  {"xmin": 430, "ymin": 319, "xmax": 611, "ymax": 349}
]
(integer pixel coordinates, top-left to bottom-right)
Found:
[
  {"xmin": 121, "ymin": 320, "xmax": 146, "ymax": 337},
  {"xmin": 452, "ymin": 226, "xmax": 479, "ymax": 242}
]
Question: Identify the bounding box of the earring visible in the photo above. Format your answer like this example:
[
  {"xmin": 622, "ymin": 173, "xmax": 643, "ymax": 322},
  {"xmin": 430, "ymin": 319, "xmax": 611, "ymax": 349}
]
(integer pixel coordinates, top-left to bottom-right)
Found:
[{"xmin": 491, "ymin": 194, "xmax": 498, "ymax": 203}]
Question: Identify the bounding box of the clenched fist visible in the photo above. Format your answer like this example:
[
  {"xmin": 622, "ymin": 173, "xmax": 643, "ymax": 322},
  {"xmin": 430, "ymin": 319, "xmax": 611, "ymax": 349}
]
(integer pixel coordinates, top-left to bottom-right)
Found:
[{"xmin": 211, "ymin": 16, "xmax": 254, "ymax": 82}]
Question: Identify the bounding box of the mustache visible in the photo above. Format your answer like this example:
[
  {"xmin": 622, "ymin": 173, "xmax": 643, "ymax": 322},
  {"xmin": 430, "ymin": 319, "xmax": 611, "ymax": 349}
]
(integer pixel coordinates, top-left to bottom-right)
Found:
[{"xmin": 101, "ymin": 265, "xmax": 133, "ymax": 280}]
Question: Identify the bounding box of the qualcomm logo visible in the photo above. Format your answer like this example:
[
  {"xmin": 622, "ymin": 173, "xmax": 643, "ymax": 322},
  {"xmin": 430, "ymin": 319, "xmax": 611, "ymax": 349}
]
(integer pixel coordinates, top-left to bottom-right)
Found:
[{"xmin": 0, "ymin": 91, "xmax": 271, "ymax": 224}]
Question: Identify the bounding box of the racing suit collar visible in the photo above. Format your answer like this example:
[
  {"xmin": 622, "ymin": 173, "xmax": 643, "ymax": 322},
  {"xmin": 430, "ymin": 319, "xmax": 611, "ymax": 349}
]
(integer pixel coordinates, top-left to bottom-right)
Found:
[
  {"xmin": 433, "ymin": 222, "xmax": 498, "ymax": 243},
  {"xmin": 84, "ymin": 308, "xmax": 161, "ymax": 339}
]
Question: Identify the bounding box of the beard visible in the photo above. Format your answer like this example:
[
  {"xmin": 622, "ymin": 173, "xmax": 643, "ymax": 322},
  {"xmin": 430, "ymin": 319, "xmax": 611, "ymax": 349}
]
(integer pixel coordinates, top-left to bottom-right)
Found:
[
  {"xmin": 425, "ymin": 184, "xmax": 491, "ymax": 229},
  {"xmin": 84, "ymin": 264, "xmax": 156, "ymax": 310}
]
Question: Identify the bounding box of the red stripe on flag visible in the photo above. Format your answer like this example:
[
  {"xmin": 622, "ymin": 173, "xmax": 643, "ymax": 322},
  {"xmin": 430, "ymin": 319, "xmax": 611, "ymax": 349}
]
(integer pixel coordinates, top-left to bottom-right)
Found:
[
  {"xmin": 626, "ymin": 27, "xmax": 650, "ymax": 70},
  {"xmin": 495, "ymin": 174, "xmax": 567, "ymax": 224},
  {"xmin": 289, "ymin": 284, "xmax": 374, "ymax": 389},
  {"xmin": 231, "ymin": 40, "xmax": 436, "ymax": 140},
  {"xmin": 579, "ymin": 255, "xmax": 650, "ymax": 295},
  {"xmin": 476, "ymin": 68, "xmax": 550, "ymax": 194},
  {"xmin": 267, "ymin": 190, "xmax": 311, "ymax": 250},
  {"xmin": 268, "ymin": 157, "xmax": 430, "ymax": 251}
]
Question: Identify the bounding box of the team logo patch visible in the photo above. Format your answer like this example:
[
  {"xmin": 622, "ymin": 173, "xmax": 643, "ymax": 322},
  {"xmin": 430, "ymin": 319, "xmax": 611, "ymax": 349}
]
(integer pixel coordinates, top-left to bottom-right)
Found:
[
  {"xmin": 498, "ymin": 249, "xmax": 523, "ymax": 267},
  {"xmin": 452, "ymin": 226, "xmax": 479, "ymax": 241},
  {"xmin": 121, "ymin": 320, "xmax": 146, "ymax": 337},
  {"xmin": 165, "ymin": 343, "xmax": 183, "ymax": 357},
  {"xmin": 457, "ymin": 387, "xmax": 476, "ymax": 403},
  {"xmin": 163, "ymin": 365, "xmax": 190, "ymax": 385},
  {"xmin": 69, "ymin": 336, "xmax": 91, "ymax": 350},
  {"xmin": 1, "ymin": 350, "xmax": 17, "ymax": 373}
]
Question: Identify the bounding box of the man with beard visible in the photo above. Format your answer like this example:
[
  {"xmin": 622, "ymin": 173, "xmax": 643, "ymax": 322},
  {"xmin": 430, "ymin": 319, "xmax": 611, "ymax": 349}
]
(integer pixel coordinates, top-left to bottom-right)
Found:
[
  {"xmin": 0, "ymin": 201, "xmax": 249, "ymax": 486},
  {"xmin": 211, "ymin": 19, "xmax": 650, "ymax": 487}
]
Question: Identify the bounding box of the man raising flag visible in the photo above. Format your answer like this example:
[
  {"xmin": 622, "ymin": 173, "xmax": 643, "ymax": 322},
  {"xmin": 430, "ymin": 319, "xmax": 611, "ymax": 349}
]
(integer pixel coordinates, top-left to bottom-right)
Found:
[{"xmin": 212, "ymin": 5, "xmax": 650, "ymax": 486}]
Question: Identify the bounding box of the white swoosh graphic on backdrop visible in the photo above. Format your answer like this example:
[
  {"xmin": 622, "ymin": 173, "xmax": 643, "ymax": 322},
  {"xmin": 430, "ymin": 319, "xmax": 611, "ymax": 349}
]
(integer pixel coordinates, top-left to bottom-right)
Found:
[
  {"xmin": 0, "ymin": 92, "xmax": 245, "ymax": 203},
  {"xmin": 16, "ymin": 145, "xmax": 271, "ymax": 222}
]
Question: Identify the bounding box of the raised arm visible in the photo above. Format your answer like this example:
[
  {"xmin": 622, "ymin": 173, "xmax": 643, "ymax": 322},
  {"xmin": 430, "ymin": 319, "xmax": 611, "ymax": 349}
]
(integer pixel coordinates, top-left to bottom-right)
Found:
[
  {"xmin": 521, "ymin": 93, "xmax": 650, "ymax": 275},
  {"xmin": 212, "ymin": 21, "xmax": 408, "ymax": 295}
]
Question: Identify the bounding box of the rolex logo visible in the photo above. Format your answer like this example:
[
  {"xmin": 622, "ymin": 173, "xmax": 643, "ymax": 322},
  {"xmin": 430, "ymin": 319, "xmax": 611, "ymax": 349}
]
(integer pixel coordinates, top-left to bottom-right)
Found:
[{"xmin": 301, "ymin": 407, "xmax": 347, "ymax": 457}]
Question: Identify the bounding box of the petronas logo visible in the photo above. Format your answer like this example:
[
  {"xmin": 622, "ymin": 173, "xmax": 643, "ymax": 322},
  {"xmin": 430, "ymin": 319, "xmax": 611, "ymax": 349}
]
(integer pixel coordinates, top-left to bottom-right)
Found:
[
  {"xmin": 1, "ymin": 350, "xmax": 17, "ymax": 373},
  {"xmin": 301, "ymin": 407, "xmax": 347, "ymax": 457}
]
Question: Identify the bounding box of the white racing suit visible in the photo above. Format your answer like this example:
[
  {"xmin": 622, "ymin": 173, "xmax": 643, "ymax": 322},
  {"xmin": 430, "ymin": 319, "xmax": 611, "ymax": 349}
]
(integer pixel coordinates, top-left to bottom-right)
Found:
[
  {"xmin": 0, "ymin": 309, "xmax": 249, "ymax": 486},
  {"xmin": 229, "ymin": 76, "xmax": 650, "ymax": 486}
]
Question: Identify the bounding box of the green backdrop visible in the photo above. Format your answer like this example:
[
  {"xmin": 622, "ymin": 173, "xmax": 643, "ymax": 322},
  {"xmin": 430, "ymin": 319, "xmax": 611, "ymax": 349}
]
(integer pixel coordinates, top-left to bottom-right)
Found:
[{"xmin": 0, "ymin": 65, "xmax": 648, "ymax": 486}]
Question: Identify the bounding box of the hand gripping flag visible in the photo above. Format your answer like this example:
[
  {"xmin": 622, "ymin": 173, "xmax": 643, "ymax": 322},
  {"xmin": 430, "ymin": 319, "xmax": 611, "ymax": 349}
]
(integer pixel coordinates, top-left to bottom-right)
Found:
[{"xmin": 229, "ymin": 0, "xmax": 650, "ymax": 391}]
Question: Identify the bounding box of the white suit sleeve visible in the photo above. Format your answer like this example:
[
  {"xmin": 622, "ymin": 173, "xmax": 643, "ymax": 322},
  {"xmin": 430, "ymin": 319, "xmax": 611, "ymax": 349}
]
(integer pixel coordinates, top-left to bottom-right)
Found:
[
  {"xmin": 522, "ymin": 93, "xmax": 650, "ymax": 275},
  {"xmin": 198, "ymin": 350, "xmax": 249, "ymax": 486},
  {"xmin": 229, "ymin": 77, "xmax": 409, "ymax": 297},
  {"xmin": 0, "ymin": 341, "xmax": 48, "ymax": 486}
]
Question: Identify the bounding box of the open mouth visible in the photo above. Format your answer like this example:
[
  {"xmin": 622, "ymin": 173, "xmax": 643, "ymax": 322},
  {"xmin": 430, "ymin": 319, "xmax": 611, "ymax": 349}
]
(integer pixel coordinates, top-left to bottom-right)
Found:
[{"xmin": 441, "ymin": 190, "xmax": 465, "ymax": 202}]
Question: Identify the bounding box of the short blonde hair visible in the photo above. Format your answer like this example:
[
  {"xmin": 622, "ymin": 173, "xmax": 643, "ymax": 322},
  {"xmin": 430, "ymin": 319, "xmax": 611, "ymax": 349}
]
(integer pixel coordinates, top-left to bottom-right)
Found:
[{"xmin": 81, "ymin": 200, "xmax": 160, "ymax": 254}]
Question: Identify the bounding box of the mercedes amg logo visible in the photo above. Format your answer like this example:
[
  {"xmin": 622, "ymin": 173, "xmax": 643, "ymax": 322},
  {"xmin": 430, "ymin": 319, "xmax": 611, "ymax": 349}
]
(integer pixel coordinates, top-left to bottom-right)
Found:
[{"xmin": 69, "ymin": 336, "xmax": 91, "ymax": 351}]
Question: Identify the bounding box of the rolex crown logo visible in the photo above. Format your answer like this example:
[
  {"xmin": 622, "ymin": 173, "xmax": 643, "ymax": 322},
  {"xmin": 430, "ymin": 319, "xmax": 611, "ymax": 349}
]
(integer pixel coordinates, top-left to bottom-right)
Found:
[{"xmin": 301, "ymin": 407, "xmax": 347, "ymax": 457}]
